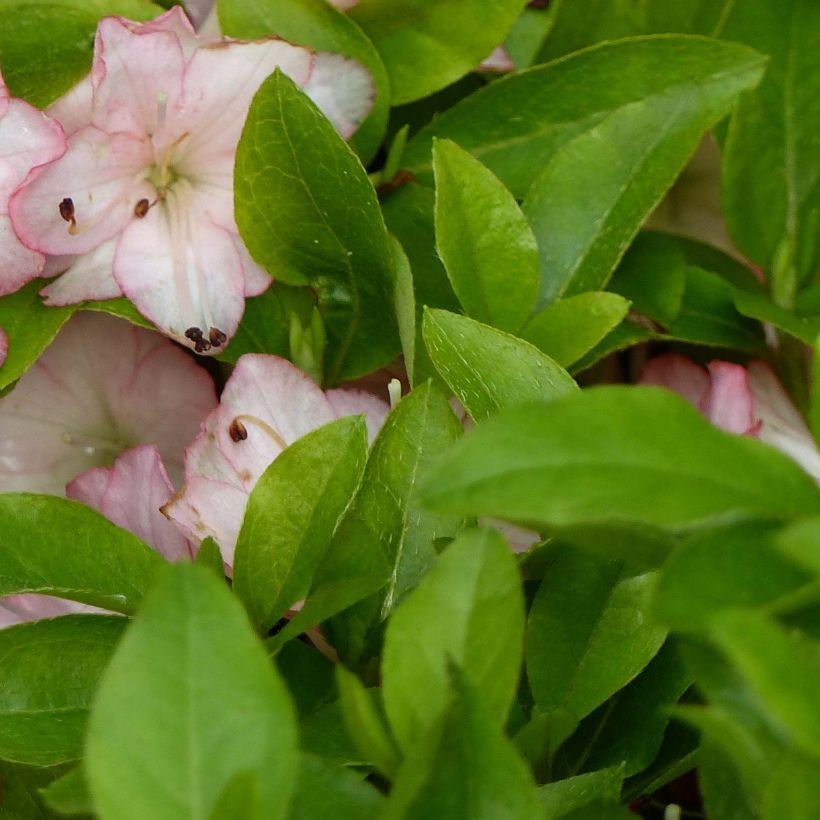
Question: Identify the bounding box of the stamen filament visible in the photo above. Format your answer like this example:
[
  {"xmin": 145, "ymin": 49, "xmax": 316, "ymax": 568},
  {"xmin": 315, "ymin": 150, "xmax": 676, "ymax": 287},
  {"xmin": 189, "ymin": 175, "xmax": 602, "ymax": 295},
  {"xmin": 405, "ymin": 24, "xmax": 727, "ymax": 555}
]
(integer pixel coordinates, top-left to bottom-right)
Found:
[{"xmin": 231, "ymin": 415, "xmax": 287, "ymax": 450}]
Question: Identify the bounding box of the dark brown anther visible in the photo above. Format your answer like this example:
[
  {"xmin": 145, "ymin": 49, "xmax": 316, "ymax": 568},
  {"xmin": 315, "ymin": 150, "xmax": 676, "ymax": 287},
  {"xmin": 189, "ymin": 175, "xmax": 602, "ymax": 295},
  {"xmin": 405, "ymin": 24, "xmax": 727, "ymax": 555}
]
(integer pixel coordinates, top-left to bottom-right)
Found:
[
  {"xmin": 194, "ymin": 338, "xmax": 211, "ymax": 353},
  {"xmin": 134, "ymin": 198, "xmax": 151, "ymax": 218},
  {"xmin": 185, "ymin": 326, "xmax": 204, "ymax": 341},
  {"xmin": 185, "ymin": 326, "xmax": 211, "ymax": 353},
  {"xmin": 229, "ymin": 418, "xmax": 248, "ymax": 442},
  {"xmin": 58, "ymin": 197, "xmax": 75, "ymax": 223},
  {"xmin": 208, "ymin": 327, "xmax": 227, "ymax": 347}
]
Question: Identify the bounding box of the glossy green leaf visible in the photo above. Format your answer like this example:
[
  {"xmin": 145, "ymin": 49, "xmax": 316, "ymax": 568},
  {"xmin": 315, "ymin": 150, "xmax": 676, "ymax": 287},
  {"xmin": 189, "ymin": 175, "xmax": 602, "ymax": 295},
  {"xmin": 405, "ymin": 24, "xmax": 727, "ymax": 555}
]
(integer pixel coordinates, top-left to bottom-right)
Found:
[
  {"xmin": 235, "ymin": 70, "xmax": 399, "ymax": 383},
  {"xmin": 86, "ymin": 564, "xmax": 298, "ymax": 820},
  {"xmin": 217, "ymin": 0, "xmax": 390, "ymax": 162},
  {"xmin": 719, "ymin": 0, "xmax": 820, "ymax": 283},
  {"xmin": 0, "ymin": 281, "xmax": 73, "ymax": 391},
  {"xmin": 653, "ymin": 521, "xmax": 809, "ymax": 631},
  {"xmin": 522, "ymin": 40, "xmax": 766, "ymax": 303},
  {"xmin": 527, "ymin": 545, "xmax": 666, "ymax": 723},
  {"xmin": 404, "ymin": 37, "xmax": 765, "ymax": 201},
  {"xmin": 521, "ymin": 292, "xmax": 631, "ymax": 367},
  {"xmin": 538, "ymin": 767, "xmax": 623, "ymax": 819},
  {"xmin": 349, "ymin": 0, "xmax": 527, "ymax": 105},
  {"xmin": 382, "ymin": 672, "xmax": 542, "ymax": 820},
  {"xmin": 233, "ymin": 416, "xmax": 368, "ymax": 633},
  {"xmin": 319, "ymin": 382, "xmax": 463, "ymax": 662},
  {"xmin": 382, "ymin": 528, "xmax": 525, "ymax": 751},
  {"xmin": 433, "ymin": 139, "xmax": 539, "ymax": 332},
  {"xmin": 0, "ymin": 495, "xmax": 164, "ymax": 614},
  {"xmin": 423, "ymin": 309, "xmax": 578, "ymax": 422},
  {"xmin": 420, "ymin": 387, "xmax": 820, "ymax": 531},
  {"xmin": 0, "ymin": 0, "xmax": 162, "ymax": 106},
  {"xmin": 0, "ymin": 616, "xmax": 125, "ymax": 766},
  {"xmin": 734, "ymin": 289, "xmax": 820, "ymax": 345}
]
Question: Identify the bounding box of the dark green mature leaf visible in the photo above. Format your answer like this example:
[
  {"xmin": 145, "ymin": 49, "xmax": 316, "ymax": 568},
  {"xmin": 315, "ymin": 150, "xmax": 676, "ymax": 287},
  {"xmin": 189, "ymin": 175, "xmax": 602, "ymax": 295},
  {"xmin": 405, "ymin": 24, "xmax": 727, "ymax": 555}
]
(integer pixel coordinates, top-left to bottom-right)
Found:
[
  {"xmin": 527, "ymin": 545, "xmax": 666, "ymax": 724},
  {"xmin": 218, "ymin": 0, "xmax": 390, "ymax": 161},
  {"xmin": 86, "ymin": 564, "xmax": 298, "ymax": 820},
  {"xmin": 404, "ymin": 38, "xmax": 765, "ymax": 202},
  {"xmin": 538, "ymin": 767, "xmax": 623, "ymax": 819},
  {"xmin": 235, "ymin": 70, "xmax": 399, "ymax": 383},
  {"xmin": 382, "ymin": 673, "xmax": 542, "ymax": 820},
  {"xmin": 0, "ymin": 495, "xmax": 164, "ymax": 614},
  {"xmin": 653, "ymin": 522, "xmax": 809, "ymax": 631},
  {"xmin": 0, "ymin": 282, "xmax": 73, "ymax": 391},
  {"xmin": 348, "ymin": 0, "xmax": 527, "ymax": 105},
  {"xmin": 319, "ymin": 382, "xmax": 463, "ymax": 662},
  {"xmin": 382, "ymin": 528, "xmax": 525, "ymax": 751},
  {"xmin": 233, "ymin": 417, "xmax": 368, "ymax": 633},
  {"xmin": 420, "ymin": 387, "xmax": 820, "ymax": 531},
  {"xmin": 719, "ymin": 0, "xmax": 820, "ymax": 284},
  {"xmin": 0, "ymin": 616, "xmax": 125, "ymax": 766},
  {"xmin": 522, "ymin": 41, "xmax": 766, "ymax": 303},
  {"xmin": 433, "ymin": 139, "xmax": 539, "ymax": 332},
  {"xmin": 0, "ymin": 0, "xmax": 162, "ymax": 106},
  {"xmin": 423, "ymin": 309, "xmax": 577, "ymax": 422}
]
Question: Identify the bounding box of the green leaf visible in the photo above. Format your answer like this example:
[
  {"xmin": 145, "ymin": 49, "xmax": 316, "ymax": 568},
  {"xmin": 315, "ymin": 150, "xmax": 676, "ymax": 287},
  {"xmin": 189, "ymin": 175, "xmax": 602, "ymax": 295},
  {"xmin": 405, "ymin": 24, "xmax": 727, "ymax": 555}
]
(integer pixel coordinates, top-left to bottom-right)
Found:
[
  {"xmin": 235, "ymin": 70, "xmax": 399, "ymax": 383},
  {"xmin": 0, "ymin": 282, "xmax": 73, "ymax": 391},
  {"xmin": 86, "ymin": 564, "xmax": 298, "ymax": 820},
  {"xmin": 521, "ymin": 292, "xmax": 631, "ymax": 367},
  {"xmin": 423, "ymin": 309, "xmax": 577, "ymax": 422},
  {"xmin": 404, "ymin": 37, "xmax": 765, "ymax": 201},
  {"xmin": 217, "ymin": 0, "xmax": 390, "ymax": 162},
  {"xmin": 420, "ymin": 387, "xmax": 820, "ymax": 531},
  {"xmin": 0, "ymin": 0, "xmax": 162, "ymax": 106},
  {"xmin": 719, "ymin": 0, "xmax": 820, "ymax": 283},
  {"xmin": 0, "ymin": 616, "xmax": 125, "ymax": 766},
  {"xmin": 522, "ymin": 41, "xmax": 766, "ymax": 303},
  {"xmin": 538, "ymin": 767, "xmax": 623, "ymax": 820},
  {"xmin": 527, "ymin": 545, "xmax": 666, "ymax": 723},
  {"xmin": 348, "ymin": 0, "xmax": 527, "ymax": 105},
  {"xmin": 382, "ymin": 672, "xmax": 543, "ymax": 820},
  {"xmin": 319, "ymin": 382, "xmax": 463, "ymax": 663},
  {"xmin": 233, "ymin": 416, "xmax": 368, "ymax": 633},
  {"xmin": 734, "ymin": 289, "xmax": 820, "ymax": 345},
  {"xmin": 288, "ymin": 753, "xmax": 384, "ymax": 820},
  {"xmin": 708, "ymin": 609, "xmax": 820, "ymax": 759},
  {"xmin": 433, "ymin": 139, "xmax": 539, "ymax": 332},
  {"xmin": 775, "ymin": 517, "xmax": 820, "ymax": 577},
  {"xmin": 0, "ymin": 495, "xmax": 164, "ymax": 614},
  {"xmin": 0, "ymin": 761, "xmax": 77, "ymax": 819},
  {"xmin": 653, "ymin": 521, "xmax": 810, "ymax": 631},
  {"xmin": 761, "ymin": 749, "xmax": 820, "ymax": 820},
  {"xmin": 40, "ymin": 765, "xmax": 93, "ymax": 817},
  {"xmin": 382, "ymin": 528, "xmax": 525, "ymax": 751},
  {"xmin": 391, "ymin": 234, "xmax": 417, "ymax": 385},
  {"xmin": 336, "ymin": 665, "xmax": 400, "ymax": 778}
]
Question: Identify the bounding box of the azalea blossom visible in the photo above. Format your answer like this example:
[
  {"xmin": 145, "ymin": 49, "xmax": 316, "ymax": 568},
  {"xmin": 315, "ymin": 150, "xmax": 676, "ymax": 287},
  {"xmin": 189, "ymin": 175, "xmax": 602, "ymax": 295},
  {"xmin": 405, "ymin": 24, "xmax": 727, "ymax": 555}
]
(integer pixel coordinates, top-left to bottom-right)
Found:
[
  {"xmin": 9, "ymin": 8, "xmax": 374, "ymax": 354},
  {"xmin": 0, "ymin": 68, "xmax": 65, "ymax": 296},
  {"xmin": 0, "ymin": 311, "xmax": 216, "ymax": 495},
  {"xmin": 164, "ymin": 354, "xmax": 389, "ymax": 562},
  {"xmin": 0, "ymin": 327, "xmax": 6, "ymax": 368},
  {"xmin": 640, "ymin": 353, "xmax": 820, "ymax": 482}
]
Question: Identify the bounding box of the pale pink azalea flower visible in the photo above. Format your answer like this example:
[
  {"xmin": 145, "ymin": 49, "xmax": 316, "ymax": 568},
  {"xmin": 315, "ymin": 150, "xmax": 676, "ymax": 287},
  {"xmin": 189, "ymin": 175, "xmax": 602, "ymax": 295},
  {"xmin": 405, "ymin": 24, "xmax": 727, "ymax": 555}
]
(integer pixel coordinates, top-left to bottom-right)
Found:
[
  {"xmin": 478, "ymin": 46, "xmax": 515, "ymax": 73},
  {"xmin": 0, "ymin": 69, "xmax": 66, "ymax": 296},
  {"xmin": 164, "ymin": 354, "xmax": 389, "ymax": 563},
  {"xmin": 9, "ymin": 8, "xmax": 374, "ymax": 354},
  {"xmin": 640, "ymin": 353, "xmax": 820, "ymax": 482},
  {"xmin": 0, "ymin": 328, "xmax": 6, "ymax": 368}
]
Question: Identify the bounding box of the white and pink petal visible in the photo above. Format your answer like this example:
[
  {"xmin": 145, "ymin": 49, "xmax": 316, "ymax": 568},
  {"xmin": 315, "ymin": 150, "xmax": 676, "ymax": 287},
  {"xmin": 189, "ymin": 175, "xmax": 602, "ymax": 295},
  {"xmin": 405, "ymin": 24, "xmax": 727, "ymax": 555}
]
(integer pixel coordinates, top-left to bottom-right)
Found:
[{"xmin": 303, "ymin": 53, "xmax": 375, "ymax": 139}]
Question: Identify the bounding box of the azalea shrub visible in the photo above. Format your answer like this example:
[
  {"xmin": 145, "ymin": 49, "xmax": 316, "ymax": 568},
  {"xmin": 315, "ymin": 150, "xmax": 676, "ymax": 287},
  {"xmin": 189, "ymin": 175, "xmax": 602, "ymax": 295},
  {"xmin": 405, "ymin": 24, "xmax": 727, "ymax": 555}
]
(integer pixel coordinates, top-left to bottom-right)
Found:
[{"xmin": 0, "ymin": 0, "xmax": 818, "ymax": 817}]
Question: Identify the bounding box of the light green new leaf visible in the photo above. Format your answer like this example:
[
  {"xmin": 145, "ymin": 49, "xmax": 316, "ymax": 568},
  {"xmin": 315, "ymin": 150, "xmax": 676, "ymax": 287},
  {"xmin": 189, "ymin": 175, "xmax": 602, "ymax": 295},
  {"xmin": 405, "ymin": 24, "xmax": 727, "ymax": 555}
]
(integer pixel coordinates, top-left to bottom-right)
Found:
[
  {"xmin": 527, "ymin": 545, "xmax": 666, "ymax": 723},
  {"xmin": 235, "ymin": 70, "xmax": 399, "ymax": 383},
  {"xmin": 40, "ymin": 764, "xmax": 93, "ymax": 817},
  {"xmin": 86, "ymin": 564, "xmax": 298, "ymax": 820},
  {"xmin": 433, "ymin": 139, "xmax": 539, "ymax": 332},
  {"xmin": 404, "ymin": 37, "xmax": 765, "ymax": 200},
  {"xmin": 0, "ymin": 495, "xmax": 164, "ymax": 614},
  {"xmin": 349, "ymin": 0, "xmax": 527, "ymax": 105},
  {"xmin": 217, "ymin": 0, "xmax": 390, "ymax": 162},
  {"xmin": 0, "ymin": 616, "xmax": 125, "ymax": 766},
  {"xmin": 233, "ymin": 416, "xmax": 368, "ymax": 633},
  {"xmin": 420, "ymin": 387, "xmax": 820, "ymax": 531},
  {"xmin": 521, "ymin": 292, "xmax": 631, "ymax": 367},
  {"xmin": 382, "ymin": 528, "xmax": 525, "ymax": 752},
  {"xmin": 720, "ymin": 0, "xmax": 820, "ymax": 283},
  {"xmin": 734, "ymin": 289, "xmax": 820, "ymax": 345},
  {"xmin": 423, "ymin": 308, "xmax": 577, "ymax": 422}
]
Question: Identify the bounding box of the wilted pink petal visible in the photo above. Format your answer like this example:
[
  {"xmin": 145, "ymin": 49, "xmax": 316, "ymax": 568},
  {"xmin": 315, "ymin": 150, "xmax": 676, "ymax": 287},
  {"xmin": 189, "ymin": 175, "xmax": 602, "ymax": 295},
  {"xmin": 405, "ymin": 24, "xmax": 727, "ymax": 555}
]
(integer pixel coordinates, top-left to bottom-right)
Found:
[
  {"xmin": 165, "ymin": 354, "xmax": 388, "ymax": 562},
  {"xmin": 0, "ymin": 312, "xmax": 216, "ymax": 495},
  {"xmin": 703, "ymin": 361, "xmax": 757, "ymax": 435},
  {"xmin": 68, "ymin": 445, "xmax": 194, "ymax": 561},
  {"xmin": 328, "ymin": 0, "xmax": 359, "ymax": 9},
  {"xmin": 639, "ymin": 353, "xmax": 710, "ymax": 409},
  {"xmin": 478, "ymin": 46, "xmax": 515, "ymax": 73},
  {"xmin": 0, "ymin": 327, "xmax": 7, "ymax": 368},
  {"xmin": 10, "ymin": 8, "xmax": 375, "ymax": 354},
  {"xmin": 0, "ymin": 70, "xmax": 66, "ymax": 296}
]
